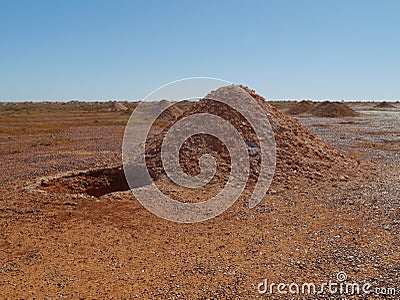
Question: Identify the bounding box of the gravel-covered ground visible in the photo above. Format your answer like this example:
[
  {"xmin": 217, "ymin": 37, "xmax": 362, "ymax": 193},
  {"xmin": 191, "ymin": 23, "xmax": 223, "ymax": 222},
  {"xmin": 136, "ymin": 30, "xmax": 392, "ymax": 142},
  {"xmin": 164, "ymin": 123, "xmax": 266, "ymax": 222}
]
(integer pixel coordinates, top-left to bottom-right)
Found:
[{"xmin": 0, "ymin": 102, "xmax": 399, "ymax": 299}]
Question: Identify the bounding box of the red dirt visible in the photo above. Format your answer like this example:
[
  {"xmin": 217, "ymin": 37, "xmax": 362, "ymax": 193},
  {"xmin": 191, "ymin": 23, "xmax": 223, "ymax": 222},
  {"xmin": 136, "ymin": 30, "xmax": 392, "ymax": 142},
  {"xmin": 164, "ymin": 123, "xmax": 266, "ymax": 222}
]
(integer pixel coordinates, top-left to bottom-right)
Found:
[
  {"xmin": 1, "ymin": 99, "xmax": 398, "ymax": 299},
  {"xmin": 40, "ymin": 87, "xmax": 363, "ymax": 202},
  {"xmin": 157, "ymin": 100, "xmax": 183, "ymax": 122},
  {"xmin": 308, "ymin": 101, "xmax": 360, "ymax": 117},
  {"xmin": 286, "ymin": 100, "xmax": 315, "ymax": 115},
  {"xmin": 144, "ymin": 86, "xmax": 362, "ymax": 198},
  {"xmin": 40, "ymin": 167, "xmax": 128, "ymax": 197}
]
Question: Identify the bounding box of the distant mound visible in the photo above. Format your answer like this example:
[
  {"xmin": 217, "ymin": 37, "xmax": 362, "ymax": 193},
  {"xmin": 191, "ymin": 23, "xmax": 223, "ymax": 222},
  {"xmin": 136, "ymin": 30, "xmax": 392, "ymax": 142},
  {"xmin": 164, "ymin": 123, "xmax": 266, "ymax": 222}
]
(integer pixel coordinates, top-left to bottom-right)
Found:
[
  {"xmin": 108, "ymin": 102, "xmax": 128, "ymax": 112},
  {"xmin": 374, "ymin": 102, "xmax": 396, "ymax": 108},
  {"xmin": 308, "ymin": 101, "xmax": 359, "ymax": 117},
  {"xmin": 287, "ymin": 100, "xmax": 315, "ymax": 115},
  {"xmin": 157, "ymin": 100, "xmax": 183, "ymax": 122},
  {"xmin": 175, "ymin": 100, "xmax": 195, "ymax": 111}
]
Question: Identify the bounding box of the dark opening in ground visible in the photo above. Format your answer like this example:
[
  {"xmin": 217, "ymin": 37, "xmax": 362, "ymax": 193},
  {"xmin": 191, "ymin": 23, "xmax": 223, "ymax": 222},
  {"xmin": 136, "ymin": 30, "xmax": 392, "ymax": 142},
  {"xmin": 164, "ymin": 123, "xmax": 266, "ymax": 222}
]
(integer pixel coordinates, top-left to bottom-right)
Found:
[{"xmin": 39, "ymin": 166, "xmax": 137, "ymax": 197}]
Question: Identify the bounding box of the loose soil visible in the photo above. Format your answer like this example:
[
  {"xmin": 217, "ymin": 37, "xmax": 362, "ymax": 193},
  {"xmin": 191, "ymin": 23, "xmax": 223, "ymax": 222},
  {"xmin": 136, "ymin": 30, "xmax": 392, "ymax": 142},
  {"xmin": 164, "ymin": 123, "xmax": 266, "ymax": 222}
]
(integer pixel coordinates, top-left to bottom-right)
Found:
[
  {"xmin": 308, "ymin": 101, "xmax": 360, "ymax": 117},
  {"xmin": 0, "ymin": 98, "xmax": 398, "ymax": 299},
  {"xmin": 286, "ymin": 100, "xmax": 315, "ymax": 115},
  {"xmin": 374, "ymin": 101, "xmax": 397, "ymax": 109}
]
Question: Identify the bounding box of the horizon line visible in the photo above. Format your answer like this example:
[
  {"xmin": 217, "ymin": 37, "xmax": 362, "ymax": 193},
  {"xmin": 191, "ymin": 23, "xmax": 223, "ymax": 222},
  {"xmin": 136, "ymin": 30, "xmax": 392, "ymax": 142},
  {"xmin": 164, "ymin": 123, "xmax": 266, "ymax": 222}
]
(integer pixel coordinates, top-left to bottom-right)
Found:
[{"xmin": 0, "ymin": 99, "xmax": 399, "ymax": 103}]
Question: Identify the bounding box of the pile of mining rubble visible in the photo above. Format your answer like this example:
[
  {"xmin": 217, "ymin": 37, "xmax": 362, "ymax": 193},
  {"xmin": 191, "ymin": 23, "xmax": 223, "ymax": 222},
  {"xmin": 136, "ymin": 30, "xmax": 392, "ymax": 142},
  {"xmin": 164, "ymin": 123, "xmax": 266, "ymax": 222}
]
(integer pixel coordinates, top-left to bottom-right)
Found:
[
  {"xmin": 308, "ymin": 101, "xmax": 359, "ymax": 117},
  {"xmin": 108, "ymin": 101, "xmax": 129, "ymax": 112},
  {"xmin": 157, "ymin": 100, "xmax": 183, "ymax": 122},
  {"xmin": 144, "ymin": 86, "xmax": 359, "ymax": 191},
  {"xmin": 39, "ymin": 86, "xmax": 363, "ymax": 199},
  {"xmin": 286, "ymin": 100, "xmax": 315, "ymax": 115},
  {"xmin": 374, "ymin": 101, "xmax": 396, "ymax": 108}
]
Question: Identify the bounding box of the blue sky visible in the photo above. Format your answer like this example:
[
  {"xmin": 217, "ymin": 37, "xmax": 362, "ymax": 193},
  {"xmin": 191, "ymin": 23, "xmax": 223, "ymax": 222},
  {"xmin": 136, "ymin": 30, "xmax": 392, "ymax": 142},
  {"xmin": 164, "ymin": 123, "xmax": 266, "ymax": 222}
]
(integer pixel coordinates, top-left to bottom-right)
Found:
[{"xmin": 1, "ymin": 0, "xmax": 399, "ymax": 101}]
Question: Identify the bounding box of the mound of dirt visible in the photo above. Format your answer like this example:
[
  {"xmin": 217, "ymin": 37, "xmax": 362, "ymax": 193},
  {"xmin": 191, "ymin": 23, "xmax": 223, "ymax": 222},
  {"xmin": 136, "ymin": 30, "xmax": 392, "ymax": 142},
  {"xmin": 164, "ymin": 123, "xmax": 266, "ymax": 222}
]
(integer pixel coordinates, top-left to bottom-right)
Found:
[
  {"xmin": 144, "ymin": 86, "xmax": 357, "ymax": 194},
  {"xmin": 108, "ymin": 102, "xmax": 128, "ymax": 112},
  {"xmin": 374, "ymin": 101, "xmax": 396, "ymax": 108},
  {"xmin": 286, "ymin": 100, "xmax": 315, "ymax": 115},
  {"xmin": 308, "ymin": 101, "xmax": 359, "ymax": 117},
  {"xmin": 157, "ymin": 100, "xmax": 183, "ymax": 122},
  {"xmin": 40, "ymin": 86, "xmax": 362, "ymax": 199}
]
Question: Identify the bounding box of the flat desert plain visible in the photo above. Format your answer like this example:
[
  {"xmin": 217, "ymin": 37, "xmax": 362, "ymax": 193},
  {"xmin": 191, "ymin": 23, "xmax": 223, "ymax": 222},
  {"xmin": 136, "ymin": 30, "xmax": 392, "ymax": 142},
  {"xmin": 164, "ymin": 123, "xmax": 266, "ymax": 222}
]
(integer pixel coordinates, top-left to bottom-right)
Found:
[{"xmin": 0, "ymin": 98, "xmax": 399, "ymax": 299}]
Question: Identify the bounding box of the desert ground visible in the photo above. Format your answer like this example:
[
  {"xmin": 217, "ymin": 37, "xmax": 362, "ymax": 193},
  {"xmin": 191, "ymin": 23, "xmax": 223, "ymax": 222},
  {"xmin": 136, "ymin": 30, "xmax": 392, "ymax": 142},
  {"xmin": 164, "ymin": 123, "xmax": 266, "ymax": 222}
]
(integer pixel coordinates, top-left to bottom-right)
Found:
[{"xmin": 0, "ymin": 96, "xmax": 399, "ymax": 299}]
